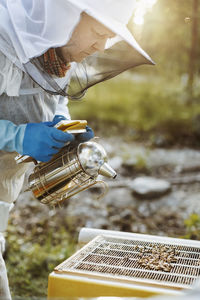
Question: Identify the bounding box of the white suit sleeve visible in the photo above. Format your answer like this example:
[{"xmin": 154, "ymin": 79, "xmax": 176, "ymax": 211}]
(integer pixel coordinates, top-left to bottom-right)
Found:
[
  {"xmin": 55, "ymin": 96, "xmax": 71, "ymax": 120},
  {"xmin": 0, "ymin": 120, "xmax": 26, "ymax": 154},
  {"xmin": 0, "ymin": 51, "xmax": 22, "ymax": 97}
]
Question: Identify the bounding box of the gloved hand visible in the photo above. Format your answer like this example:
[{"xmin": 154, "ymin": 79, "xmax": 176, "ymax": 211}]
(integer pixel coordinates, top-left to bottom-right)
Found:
[
  {"xmin": 52, "ymin": 115, "xmax": 67, "ymax": 125},
  {"xmin": 51, "ymin": 115, "xmax": 94, "ymax": 143},
  {"xmin": 41, "ymin": 115, "xmax": 67, "ymax": 128},
  {"xmin": 23, "ymin": 122, "xmax": 74, "ymax": 162},
  {"xmin": 76, "ymin": 126, "xmax": 94, "ymax": 142},
  {"xmin": 52, "ymin": 115, "xmax": 94, "ymax": 143}
]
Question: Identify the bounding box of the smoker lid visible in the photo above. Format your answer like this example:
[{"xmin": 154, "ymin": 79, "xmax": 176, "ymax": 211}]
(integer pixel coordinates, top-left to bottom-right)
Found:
[{"xmin": 77, "ymin": 141, "xmax": 108, "ymax": 176}]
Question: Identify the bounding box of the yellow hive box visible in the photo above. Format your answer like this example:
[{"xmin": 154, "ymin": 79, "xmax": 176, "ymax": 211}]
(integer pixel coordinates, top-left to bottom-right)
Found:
[{"xmin": 48, "ymin": 229, "xmax": 199, "ymax": 299}]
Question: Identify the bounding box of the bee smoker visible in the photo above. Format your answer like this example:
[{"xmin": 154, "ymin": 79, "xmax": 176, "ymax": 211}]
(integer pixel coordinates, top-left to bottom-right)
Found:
[{"xmin": 28, "ymin": 141, "xmax": 117, "ymax": 205}]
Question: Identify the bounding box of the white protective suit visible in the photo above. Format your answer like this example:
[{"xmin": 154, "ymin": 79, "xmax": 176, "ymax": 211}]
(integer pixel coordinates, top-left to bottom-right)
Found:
[
  {"xmin": 0, "ymin": 25, "xmax": 71, "ymax": 297},
  {"xmin": 0, "ymin": 51, "xmax": 71, "ymax": 300}
]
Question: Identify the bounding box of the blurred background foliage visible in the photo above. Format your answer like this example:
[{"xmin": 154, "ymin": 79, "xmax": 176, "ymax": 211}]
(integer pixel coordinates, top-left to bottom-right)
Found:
[
  {"xmin": 69, "ymin": 0, "xmax": 200, "ymax": 147},
  {"xmin": 183, "ymin": 213, "xmax": 200, "ymax": 240}
]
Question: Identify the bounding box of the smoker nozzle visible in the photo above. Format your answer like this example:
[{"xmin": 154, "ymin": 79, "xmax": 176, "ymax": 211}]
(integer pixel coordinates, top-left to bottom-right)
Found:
[{"xmin": 99, "ymin": 163, "xmax": 117, "ymax": 179}]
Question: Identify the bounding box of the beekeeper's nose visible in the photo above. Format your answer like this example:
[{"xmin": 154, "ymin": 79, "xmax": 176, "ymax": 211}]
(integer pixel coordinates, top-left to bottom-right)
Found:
[{"xmin": 92, "ymin": 38, "xmax": 107, "ymax": 52}]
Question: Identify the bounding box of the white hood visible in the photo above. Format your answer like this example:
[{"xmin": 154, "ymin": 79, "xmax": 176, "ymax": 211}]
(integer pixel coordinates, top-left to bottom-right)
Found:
[
  {"xmin": 2, "ymin": 0, "xmax": 153, "ymax": 64},
  {"xmin": 0, "ymin": 0, "xmax": 154, "ymax": 99}
]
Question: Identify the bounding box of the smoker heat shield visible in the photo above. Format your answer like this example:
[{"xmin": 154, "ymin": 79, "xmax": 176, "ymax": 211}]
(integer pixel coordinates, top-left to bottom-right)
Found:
[{"xmin": 48, "ymin": 232, "xmax": 200, "ymax": 298}]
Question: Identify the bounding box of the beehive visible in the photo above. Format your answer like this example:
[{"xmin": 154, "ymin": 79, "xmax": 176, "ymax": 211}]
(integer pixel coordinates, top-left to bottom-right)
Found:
[{"xmin": 48, "ymin": 231, "xmax": 200, "ymax": 298}]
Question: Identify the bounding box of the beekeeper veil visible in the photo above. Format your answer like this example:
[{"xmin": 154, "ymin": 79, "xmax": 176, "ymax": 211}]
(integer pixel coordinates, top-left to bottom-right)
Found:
[{"xmin": 0, "ymin": 0, "xmax": 154, "ymax": 99}]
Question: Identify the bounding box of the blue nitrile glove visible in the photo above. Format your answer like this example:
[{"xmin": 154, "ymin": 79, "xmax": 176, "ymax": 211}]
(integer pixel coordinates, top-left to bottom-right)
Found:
[
  {"xmin": 23, "ymin": 122, "xmax": 74, "ymax": 162},
  {"xmin": 76, "ymin": 126, "xmax": 94, "ymax": 142},
  {"xmin": 52, "ymin": 116, "xmax": 94, "ymax": 143},
  {"xmin": 52, "ymin": 115, "xmax": 67, "ymax": 125},
  {"xmin": 42, "ymin": 115, "xmax": 67, "ymax": 128}
]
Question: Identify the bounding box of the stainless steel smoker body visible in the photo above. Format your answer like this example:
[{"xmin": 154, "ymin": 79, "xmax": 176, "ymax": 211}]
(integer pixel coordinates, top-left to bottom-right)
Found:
[{"xmin": 28, "ymin": 141, "xmax": 116, "ymax": 205}]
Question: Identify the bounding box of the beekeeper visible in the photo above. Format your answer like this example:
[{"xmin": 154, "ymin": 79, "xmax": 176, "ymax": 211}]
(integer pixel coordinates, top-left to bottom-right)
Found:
[{"xmin": 0, "ymin": 0, "xmax": 154, "ymax": 298}]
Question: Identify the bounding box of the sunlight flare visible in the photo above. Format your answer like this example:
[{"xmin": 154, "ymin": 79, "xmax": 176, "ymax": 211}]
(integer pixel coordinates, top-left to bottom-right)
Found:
[{"xmin": 133, "ymin": 0, "xmax": 157, "ymax": 25}]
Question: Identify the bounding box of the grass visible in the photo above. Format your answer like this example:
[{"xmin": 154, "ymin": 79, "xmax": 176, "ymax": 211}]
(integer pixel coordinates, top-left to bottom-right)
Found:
[
  {"xmin": 183, "ymin": 214, "xmax": 200, "ymax": 240},
  {"xmin": 69, "ymin": 75, "xmax": 200, "ymax": 146},
  {"xmin": 6, "ymin": 209, "xmax": 76, "ymax": 299}
]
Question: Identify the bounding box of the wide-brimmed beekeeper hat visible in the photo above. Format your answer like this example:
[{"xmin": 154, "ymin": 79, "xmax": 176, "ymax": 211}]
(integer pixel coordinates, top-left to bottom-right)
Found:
[
  {"xmin": 68, "ymin": 0, "xmax": 153, "ymax": 63},
  {"xmin": 0, "ymin": 0, "xmax": 155, "ymax": 99}
]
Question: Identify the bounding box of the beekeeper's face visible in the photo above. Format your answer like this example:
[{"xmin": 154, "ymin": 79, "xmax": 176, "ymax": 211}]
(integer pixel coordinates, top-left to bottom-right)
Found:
[{"xmin": 57, "ymin": 12, "xmax": 115, "ymax": 63}]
